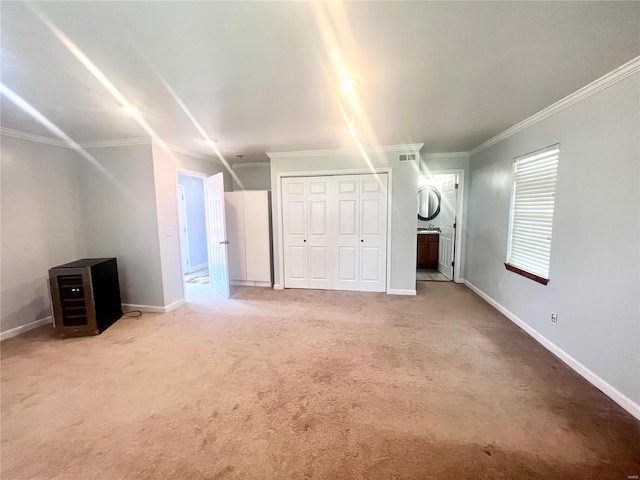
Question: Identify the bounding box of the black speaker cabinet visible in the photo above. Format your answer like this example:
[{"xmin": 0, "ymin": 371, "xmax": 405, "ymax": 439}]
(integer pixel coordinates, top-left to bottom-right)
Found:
[{"xmin": 49, "ymin": 258, "xmax": 123, "ymax": 338}]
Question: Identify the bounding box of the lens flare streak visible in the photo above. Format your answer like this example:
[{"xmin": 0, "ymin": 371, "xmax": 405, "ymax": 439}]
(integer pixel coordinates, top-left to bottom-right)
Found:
[{"xmin": 0, "ymin": 82, "xmax": 138, "ymax": 203}]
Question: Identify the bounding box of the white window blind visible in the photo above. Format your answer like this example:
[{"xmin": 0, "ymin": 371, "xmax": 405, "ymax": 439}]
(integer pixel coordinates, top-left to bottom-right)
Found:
[{"xmin": 507, "ymin": 145, "xmax": 559, "ymax": 281}]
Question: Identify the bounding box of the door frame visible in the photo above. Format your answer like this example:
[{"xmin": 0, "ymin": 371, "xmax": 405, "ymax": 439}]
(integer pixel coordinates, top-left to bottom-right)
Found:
[
  {"xmin": 423, "ymin": 168, "xmax": 465, "ymax": 283},
  {"xmin": 274, "ymin": 168, "xmax": 393, "ymax": 293},
  {"xmin": 177, "ymin": 184, "xmax": 191, "ymax": 274},
  {"xmin": 174, "ymin": 167, "xmax": 210, "ymax": 301}
]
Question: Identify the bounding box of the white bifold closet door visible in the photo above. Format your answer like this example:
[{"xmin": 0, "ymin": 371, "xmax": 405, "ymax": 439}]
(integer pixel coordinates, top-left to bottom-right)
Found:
[
  {"xmin": 334, "ymin": 174, "xmax": 388, "ymax": 292},
  {"xmin": 282, "ymin": 173, "xmax": 387, "ymax": 292},
  {"xmin": 282, "ymin": 176, "xmax": 333, "ymax": 290}
]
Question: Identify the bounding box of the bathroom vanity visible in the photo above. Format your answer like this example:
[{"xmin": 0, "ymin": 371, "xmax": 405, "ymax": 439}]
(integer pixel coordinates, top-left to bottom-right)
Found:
[{"xmin": 417, "ymin": 230, "xmax": 439, "ymax": 269}]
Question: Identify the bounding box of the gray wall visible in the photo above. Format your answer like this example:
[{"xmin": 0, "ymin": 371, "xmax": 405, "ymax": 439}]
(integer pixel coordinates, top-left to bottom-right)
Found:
[
  {"xmin": 177, "ymin": 173, "xmax": 208, "ymax": 269},
  {"xmin": 81, "ymin": 144, "xmax": 166, "ymax": 307},
  {"xmin": 465, "ymin": 73, "xmax": 639, "ymax": 404},
  {"xmin": 232, "ymin": 164, "xmax": 272, "ymax": 191},
  {"xmin": 269, "ymin": 149, "xmax": 420, "ymax": 292},
  {"xmin": 0, "ymin": 136, "xmax": 87, "ymax": 333}
]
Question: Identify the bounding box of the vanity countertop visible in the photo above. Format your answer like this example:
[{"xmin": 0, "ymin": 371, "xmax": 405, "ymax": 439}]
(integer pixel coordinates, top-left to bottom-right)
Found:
[{"xmin": 417, "ymin": 229, "xmax": 440, "ymax": 235}]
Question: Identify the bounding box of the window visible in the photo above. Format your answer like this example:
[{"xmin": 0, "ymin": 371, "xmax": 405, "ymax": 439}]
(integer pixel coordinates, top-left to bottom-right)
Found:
[{"xmin": 505, "ymin": 145, "xmax": 560, "ymax": 285}]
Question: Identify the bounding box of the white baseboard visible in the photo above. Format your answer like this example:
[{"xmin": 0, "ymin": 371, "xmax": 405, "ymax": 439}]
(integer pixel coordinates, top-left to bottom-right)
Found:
[
  {"xmin": 464, "ymin": 280, "xmax": 640, "ymax": 422},
  {"xmin": 273, "ymin": 284, "xmax": 284, "ymax": 290},
  {"xmin": 387, "ymin": 289, "xmax": 417, "ymax": 296},
  {"xmin": 231, "ymin": 280, "xmax": 272, "ymax": 287},
  {"xmin": 1, "ymin": 316, "xmax": 52, "ymax": 341},
  {"xmin": 164, "ymin": 299, "xmax": 185, "ymax": 312},
  {"xmin": 122, "ymin": 300, "xmax": 185, "ymax": 314},
  {"xmin": 188, "ymin": 263, "xmax": 207, "ymax": 274},
  {"xmin": 122, "ymin": 303, "xmax": 165, "ymax": 313}
]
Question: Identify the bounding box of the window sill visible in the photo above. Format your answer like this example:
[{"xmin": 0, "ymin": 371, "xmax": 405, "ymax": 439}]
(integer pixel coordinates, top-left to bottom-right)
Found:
[{"xmin": 504, "ymin": 263, "xmax": 549, "ymax": 285}]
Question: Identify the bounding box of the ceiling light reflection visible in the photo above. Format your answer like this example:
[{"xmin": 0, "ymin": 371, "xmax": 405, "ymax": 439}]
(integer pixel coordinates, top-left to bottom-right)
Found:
[{"xmin": 340, "ymin": 75, "xmax": 359, "ymax": 93}]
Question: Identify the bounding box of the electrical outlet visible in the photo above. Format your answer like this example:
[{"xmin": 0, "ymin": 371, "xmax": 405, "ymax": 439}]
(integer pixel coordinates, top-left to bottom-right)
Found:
[
  {"xmin": 498, "ymin": 281, "xmax": 503, "ymax": 291},
  {"xmin": 166, "ymin": 227, "xmax": 174, "ymax": 237},
  {"xmin": 551, "ymin": 312, "xmax": 558, "ymax": 325}
]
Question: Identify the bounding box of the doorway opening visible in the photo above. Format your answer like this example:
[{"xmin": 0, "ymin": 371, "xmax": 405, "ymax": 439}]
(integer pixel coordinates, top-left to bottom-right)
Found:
[
  {"xmin": 417, "ymin": 172, "xmax": 461, "ymax": 282},
  {"xmin": 176, "ymin": 170, "xmax": 232, "ymax": 302},
  {"xmin": 177, "ymin": 172, "xmax": 211, "ymax": 299}
]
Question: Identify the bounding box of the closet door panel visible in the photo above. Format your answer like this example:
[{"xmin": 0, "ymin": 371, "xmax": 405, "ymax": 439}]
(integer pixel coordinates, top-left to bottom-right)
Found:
[
  {"xmin": 244, "ymin": 191, "xmax": 271, "ymax": 283},
  {"xmin": 288, "ymin": 246, "xmax": 307, "ymax": 281},
  {"xmin": 359, "ymin": 174, "xmax": 388, "ymax": 292},
  {"xmin": 307, "ymin": 176, "xmax": 333, "ymax": 289},
  {"xmin": 333, "ymin": 175, "xmax": 360, "ymax": 291},
  {"xmin": 361, "ymin": 247, "xmax": 380, "ymax": 281},
  {"xmin": 225, "ymin": 192, "xmax": 246, "ymax": 281},
  {"xmin": 282, "ymin": 178, "xmax": 308, "ymax": 288}
]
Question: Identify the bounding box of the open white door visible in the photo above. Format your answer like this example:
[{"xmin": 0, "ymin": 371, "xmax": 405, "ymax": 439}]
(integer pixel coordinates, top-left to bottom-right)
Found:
[
  {"xmin": 206, "ymin": 172, "xmax": 230, "ymax": 298},
  {"xmin": 438, "ymin": 175, "xmax": 457, "ymax": 280}
]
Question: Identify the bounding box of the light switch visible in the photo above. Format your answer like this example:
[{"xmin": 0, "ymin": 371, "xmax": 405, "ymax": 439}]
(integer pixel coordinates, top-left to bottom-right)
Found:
[{"xmin": 166, "ymin": 227, "xmax": 174, "ymax": 236}]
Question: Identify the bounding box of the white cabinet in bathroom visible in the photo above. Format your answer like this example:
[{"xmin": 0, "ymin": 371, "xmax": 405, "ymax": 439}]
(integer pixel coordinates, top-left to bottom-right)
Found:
[{"xmin": 224, "ymin": 191, "xmax": 272, "ymax": 286}]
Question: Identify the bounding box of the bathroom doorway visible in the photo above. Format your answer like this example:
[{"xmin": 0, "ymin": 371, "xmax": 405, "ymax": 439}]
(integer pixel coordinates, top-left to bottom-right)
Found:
[
  {"xmin": 176, "ymin": 172, "xmax": 210, "ymax": 298},
  {"xmin": 417, "ymin": 171, "xmax": 463, "ymax": 282}
]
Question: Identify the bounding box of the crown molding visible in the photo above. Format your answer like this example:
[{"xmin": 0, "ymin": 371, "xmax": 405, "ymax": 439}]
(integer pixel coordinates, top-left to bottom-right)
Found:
[
  {"xmin": 0, "ymin": 128, "xmax": 69, "ymax": 148},
  {"xmin": 267, "ymin": 143, "xmax": 424, "ymax": 159},
  {"xmin": 232, "ymin": 162, "xmax": 270, "ymax": 169},
  {"xmin": 469, "ymin": 55, "xmax": 640, "ymax": 157},
  {"xmin": 422, "ymin": 152, "xmax": 469, "ymax": 159},
  {"xmin": 80, "ymin": 137, "xmax": 151, "ymax": 148}
]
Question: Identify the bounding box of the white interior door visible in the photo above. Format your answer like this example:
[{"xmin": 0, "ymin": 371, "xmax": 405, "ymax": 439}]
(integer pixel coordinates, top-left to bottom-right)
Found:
[
  {"xmin": 282, "ymin": 177, "xmax": 309, "ymax": 288},
  {"xmin": 438, "ymin": 175, "xmax": 457, "ymax": 280},
  {"xmin": 334, "ymin": 175, "xmax": 360, "ymax": 291},
  {"xmin": 206, "ymin": 172, "xmax": 230, "ymax": 298},
  {"xmin": 177, "ymin": 185, "xmax": 190, "ymax": 275},
  {"xmin": 225, "ymin": 192, "xmax": 246, "ymax": 281},
  {"xmin": 359, "ymin": 174, "xmax": 388, "ymax": 292},
  {"xmin": 306, "ymin": 177, "xmax": 333, "ymax": 290}
]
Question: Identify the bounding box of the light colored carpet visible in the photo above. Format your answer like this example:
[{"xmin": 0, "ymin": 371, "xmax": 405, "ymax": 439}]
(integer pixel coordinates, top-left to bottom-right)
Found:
[{"xmin": 1, "ymin": 283, "xmax": 638, "ymax": 479}]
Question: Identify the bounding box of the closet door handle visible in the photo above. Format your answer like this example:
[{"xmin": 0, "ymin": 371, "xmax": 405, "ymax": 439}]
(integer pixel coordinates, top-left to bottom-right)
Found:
[
  {"xmin": 361, "ymin": 239, "xmax": 364, "ymax": 242},
  {"xmin": 303, "ymin": 239, "xmax": 307, "ymax": 242}
]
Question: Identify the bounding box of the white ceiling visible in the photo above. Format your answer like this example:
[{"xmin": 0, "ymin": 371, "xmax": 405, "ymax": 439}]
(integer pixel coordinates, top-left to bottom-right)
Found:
[{"xmin": 1, "ymin": 1, "xmax": 639, "ymax": 163}]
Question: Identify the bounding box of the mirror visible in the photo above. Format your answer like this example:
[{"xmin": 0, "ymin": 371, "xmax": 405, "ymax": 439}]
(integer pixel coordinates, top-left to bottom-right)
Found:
[{"xmin": 417, "ymin": 185, "xmax": 441, "ymax": 221}]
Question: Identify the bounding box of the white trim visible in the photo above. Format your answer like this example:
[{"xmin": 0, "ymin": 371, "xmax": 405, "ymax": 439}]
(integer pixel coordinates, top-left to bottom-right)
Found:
[
  {"xmin": 177, "ymin": 184, "xmax": 192, "ymax": 274},
  {"xmin": 230, "ymin": 280, "xmax": 272, "ymax": 287},
  {"xmin": 122, "ymin": 299, "xmax": 185, "ymax": 313},
  {"xmin": 232, "ymin": 162, "xmax": 271, "ymax": 169},
  {"xmin": 0, "ymin": 128, "xmax": 69, "ymax": 148},
  {"xmin": 80, "ymin": 137, "xmax": 151, "ymax": 148},
  {"xmin": 387, "ymin": 289, "xmax": 417, "ymax": 296},
  {"xmin": 267, "ymin": 143, "xmax": 424, "ymax": 159},
  {"xmin": 275, "ymin": 167, "xmax": 393, "ymax": 294},
  {"xmin": 0, "ymin": 317, "xmax": 52, "ymax": 341},
  {"xmin": 464, "ymin": 280, "xmax": 640, "ymax": 422},
  {"xmin": 0, "ymin": 128, "xmax": 219, "ymax": 164},
  {"xmin": 164, "ymin": 299, "xmax": 185, "ymax": 312},
  {"xmin": 190, "ymin": 262, "xmax": 208, "ymax": 273},
  {"xmin": 122, "ymin": 303, "xmax": 165, "ymax": 313},
  {"xmin": 469, "ymin": 56, "xmax": 640, "ymax": 156},
  {"xmin": 422, "ymin": 152, "xmax": 469, "ymax": 159},
  {"xmin": 175, "ymin": 167, "xmax": 210, "ymax": 179},
  {"xmin": 426, "ymin": 169, "xmax": 466, "ymax": 283}
]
